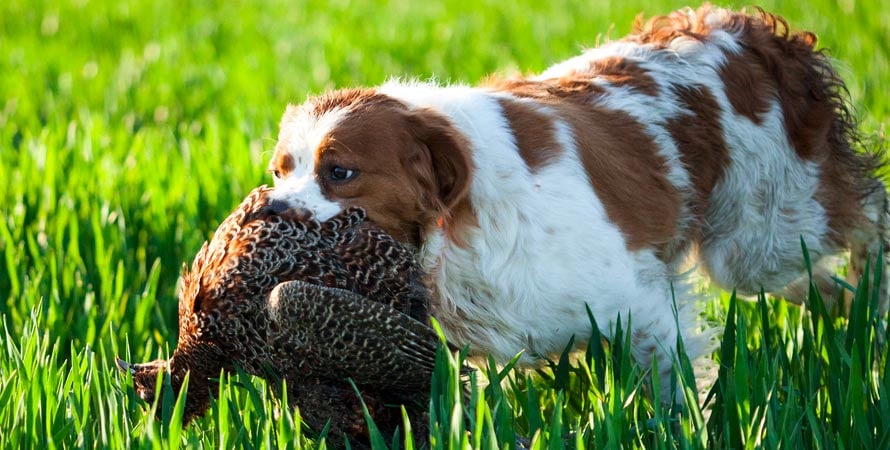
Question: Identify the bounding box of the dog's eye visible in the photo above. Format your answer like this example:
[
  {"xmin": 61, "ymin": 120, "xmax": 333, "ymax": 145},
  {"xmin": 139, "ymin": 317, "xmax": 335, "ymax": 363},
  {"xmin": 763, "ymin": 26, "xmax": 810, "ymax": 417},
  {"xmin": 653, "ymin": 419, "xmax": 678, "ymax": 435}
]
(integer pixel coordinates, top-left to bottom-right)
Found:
[{"xmin": 330, "ymin": 166, "xmax": 356, "ymax": 182}]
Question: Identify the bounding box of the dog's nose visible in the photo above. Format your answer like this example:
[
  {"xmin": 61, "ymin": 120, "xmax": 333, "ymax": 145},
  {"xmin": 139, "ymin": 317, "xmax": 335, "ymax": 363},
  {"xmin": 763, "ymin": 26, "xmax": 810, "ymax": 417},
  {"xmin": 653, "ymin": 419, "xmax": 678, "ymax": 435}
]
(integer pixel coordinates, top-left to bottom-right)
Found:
[
  {"xmin": 257, "ymin": 196, "xmax": 319, "ymax": 223},
  {"xmin": 264, "ymin": 199, "xmax": 292, "ymax": 214},
  {"xmin": 268, "ymin": 178, "xmax": 343, "ymax": 221}
]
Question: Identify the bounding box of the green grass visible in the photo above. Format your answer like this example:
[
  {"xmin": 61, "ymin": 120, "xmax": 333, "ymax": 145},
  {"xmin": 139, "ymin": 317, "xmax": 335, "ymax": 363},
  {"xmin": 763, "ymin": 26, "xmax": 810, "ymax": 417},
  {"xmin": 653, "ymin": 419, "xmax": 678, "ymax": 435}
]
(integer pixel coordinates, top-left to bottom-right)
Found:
[{"xmin": 1, "ymin": 0, "xmax": 888, "ymax": 448}]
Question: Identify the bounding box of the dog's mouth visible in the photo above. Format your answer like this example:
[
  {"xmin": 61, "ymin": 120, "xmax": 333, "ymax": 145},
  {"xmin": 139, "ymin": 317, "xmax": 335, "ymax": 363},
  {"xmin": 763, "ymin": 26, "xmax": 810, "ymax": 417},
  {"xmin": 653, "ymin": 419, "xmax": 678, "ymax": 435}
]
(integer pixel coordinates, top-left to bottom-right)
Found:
[{"xmin": 262, "ymin": 198, "xmax": 293, "ymax": 215}]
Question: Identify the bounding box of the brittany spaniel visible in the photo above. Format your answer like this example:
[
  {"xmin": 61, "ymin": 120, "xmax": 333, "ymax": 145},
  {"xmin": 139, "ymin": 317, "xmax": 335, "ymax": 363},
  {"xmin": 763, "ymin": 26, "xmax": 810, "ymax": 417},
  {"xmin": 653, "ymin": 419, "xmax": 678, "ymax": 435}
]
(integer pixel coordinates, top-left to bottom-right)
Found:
[{"xmin": 267, "ymin": 5, "xmax": 887, "ymax": 390}]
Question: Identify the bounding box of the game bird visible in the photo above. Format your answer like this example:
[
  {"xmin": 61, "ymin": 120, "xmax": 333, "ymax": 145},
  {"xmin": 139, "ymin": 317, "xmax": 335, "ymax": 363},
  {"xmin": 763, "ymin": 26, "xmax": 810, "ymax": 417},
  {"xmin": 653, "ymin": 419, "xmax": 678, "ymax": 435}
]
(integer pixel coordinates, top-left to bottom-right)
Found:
[{"xmin": 116, "ymin": 185, "xmax": 438, "ymax": 446}]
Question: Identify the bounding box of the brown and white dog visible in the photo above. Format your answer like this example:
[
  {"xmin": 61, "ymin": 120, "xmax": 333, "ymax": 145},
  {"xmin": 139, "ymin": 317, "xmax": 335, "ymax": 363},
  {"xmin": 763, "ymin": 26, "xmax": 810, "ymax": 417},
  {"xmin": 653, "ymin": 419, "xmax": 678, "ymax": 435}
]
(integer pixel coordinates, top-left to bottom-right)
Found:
[{"xmin": 267, "ymin": 5, "xmax": 887, "ymax": 388}]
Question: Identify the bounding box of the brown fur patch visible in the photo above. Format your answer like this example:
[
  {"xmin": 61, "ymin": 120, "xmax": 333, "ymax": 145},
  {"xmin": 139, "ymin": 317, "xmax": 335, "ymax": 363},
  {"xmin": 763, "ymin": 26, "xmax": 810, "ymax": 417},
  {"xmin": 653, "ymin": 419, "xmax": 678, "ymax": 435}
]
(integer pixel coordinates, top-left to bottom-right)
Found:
[
  {"xmin": 567, "ymin": 104, "xmax": 681, "ymax": 252},
  {"xmin": 665, "ymin": 85, "xmax": 730, "ymax": 221},
  {"xmin": 269, "ymin": 149, "xmax": 295, "ymax": 178},
  {"xmin": 310, "ymin": 88, "xmax": 387, "ymax": 116},
  {"xmin": 492, "ymin": 58, "xmax": 657, "ymax": 97},
  {"xmin": 492, "ymin": 80, "xmax": 681, "ymax": 252},
  {"xmin": 496, "ymin": 98, "xmax": 562, "ymax": 170},
  {"xmin": 718, "ymin": 52, "xmax": 774, "ymax": 124},
  {"xmin": 484, "ymin": 77, "xmax": 607, "ymax": 99},
  {"xmin": 589, "ymin": 56, "xmax": 659, "ymax": 96}
]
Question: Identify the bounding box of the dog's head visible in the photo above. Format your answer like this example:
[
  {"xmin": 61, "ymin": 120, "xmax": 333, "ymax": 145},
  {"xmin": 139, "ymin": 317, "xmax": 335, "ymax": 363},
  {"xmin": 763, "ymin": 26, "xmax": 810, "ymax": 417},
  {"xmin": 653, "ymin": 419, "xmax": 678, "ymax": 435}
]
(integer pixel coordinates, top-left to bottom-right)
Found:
[{"xmin": 268, "ymin": 88, "xmax": 473, "ymax": 246}]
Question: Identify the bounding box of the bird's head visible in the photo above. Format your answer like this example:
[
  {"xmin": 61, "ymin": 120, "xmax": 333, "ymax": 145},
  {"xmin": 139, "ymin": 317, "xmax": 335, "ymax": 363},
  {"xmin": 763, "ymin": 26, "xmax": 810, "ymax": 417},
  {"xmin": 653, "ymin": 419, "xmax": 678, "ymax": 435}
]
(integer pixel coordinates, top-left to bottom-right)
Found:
[
  {"xmin": 116, "ymin": 346, "xmax": 222, "ymax": 424},
  {"xmin": 116, "ymin": 357, "xmax": 168, "ymax": 404}
]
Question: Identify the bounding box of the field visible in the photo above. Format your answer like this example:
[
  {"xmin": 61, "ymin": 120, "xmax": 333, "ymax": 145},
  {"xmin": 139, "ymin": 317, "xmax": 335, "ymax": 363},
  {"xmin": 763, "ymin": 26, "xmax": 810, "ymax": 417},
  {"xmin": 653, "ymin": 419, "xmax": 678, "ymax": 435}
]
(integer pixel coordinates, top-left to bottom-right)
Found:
[{"xmin": 1, "ymin": 0, "xmax": 888, "ymax": 448}]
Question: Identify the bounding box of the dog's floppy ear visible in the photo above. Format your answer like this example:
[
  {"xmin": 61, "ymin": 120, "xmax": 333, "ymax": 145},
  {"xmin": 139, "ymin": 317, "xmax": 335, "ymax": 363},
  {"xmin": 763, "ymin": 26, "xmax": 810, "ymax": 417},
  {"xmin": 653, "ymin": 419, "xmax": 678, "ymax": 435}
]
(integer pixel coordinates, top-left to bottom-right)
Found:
[{"xmin": 403, "ymin": 107, "xmax": 473, "ymax": 220}]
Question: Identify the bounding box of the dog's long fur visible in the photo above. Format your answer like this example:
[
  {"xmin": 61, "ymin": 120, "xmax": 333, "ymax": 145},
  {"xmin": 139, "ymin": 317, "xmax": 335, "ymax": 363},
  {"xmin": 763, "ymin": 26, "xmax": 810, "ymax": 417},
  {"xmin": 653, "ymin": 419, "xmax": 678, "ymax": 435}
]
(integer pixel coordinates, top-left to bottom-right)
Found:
[{"xmin": 267, "ymin": 5, "xmax": 887, "ymax": 391}]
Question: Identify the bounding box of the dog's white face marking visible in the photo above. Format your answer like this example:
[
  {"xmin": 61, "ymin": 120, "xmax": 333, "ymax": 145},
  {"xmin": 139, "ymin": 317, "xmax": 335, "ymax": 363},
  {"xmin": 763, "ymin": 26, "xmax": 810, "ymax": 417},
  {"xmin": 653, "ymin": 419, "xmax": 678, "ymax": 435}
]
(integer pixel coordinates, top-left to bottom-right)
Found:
[
  {"xmin": 270, "ymin": 105, "xmax": 350, "ymax": 221},
  {"xmin": 269, "ymin": 172, "xmax": 342, "ymax": 221}
]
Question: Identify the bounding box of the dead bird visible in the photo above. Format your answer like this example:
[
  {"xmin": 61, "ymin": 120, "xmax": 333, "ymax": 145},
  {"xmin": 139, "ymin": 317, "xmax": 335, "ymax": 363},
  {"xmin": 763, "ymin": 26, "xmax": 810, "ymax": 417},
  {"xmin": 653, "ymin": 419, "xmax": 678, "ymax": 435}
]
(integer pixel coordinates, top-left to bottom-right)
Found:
[{"xmin": 116, "ymin": 185, "xmax": 439, "ymax": 445}]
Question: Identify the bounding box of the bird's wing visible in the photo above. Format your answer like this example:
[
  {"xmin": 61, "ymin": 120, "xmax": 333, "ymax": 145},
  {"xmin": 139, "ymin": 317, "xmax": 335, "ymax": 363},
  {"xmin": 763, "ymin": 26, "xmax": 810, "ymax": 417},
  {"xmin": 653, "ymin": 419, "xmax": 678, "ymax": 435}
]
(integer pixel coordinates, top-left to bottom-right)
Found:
[
  {"xmin": 267, "ymin": 280, "xmax": 440, "ymax": 391},
  {"xmin": 332, "ymin": 223, "xmax": 430, "ymax": 321}
]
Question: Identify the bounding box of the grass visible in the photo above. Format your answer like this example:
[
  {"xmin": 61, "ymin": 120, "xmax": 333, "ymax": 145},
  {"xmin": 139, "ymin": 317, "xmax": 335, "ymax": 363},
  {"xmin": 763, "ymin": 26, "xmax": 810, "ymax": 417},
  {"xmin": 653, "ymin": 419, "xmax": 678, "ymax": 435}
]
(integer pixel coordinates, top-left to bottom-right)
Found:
[{"xmin": 0, "ymin": 0, "xmax": 888, "ymax": 448}]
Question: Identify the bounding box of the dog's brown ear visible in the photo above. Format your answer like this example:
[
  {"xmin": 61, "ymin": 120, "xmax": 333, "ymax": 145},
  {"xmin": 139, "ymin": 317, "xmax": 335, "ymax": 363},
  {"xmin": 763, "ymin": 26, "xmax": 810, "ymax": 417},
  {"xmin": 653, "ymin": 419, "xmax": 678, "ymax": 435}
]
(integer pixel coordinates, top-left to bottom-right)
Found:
[{"xmin": 404, "ymin": 107, "xmax": 473, "ymax": 219}]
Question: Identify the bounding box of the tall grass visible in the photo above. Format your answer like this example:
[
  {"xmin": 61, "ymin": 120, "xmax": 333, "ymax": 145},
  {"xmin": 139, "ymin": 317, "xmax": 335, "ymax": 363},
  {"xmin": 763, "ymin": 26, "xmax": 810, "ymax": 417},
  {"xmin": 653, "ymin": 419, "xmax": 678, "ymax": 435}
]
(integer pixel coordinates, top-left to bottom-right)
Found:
[
  {"xmin": 3, "ymin": 256, "xmax": 887, "ymax": 448},
  {"xmin": 1, "ymin": 0, "xmax": 888, "ymax": 448}
]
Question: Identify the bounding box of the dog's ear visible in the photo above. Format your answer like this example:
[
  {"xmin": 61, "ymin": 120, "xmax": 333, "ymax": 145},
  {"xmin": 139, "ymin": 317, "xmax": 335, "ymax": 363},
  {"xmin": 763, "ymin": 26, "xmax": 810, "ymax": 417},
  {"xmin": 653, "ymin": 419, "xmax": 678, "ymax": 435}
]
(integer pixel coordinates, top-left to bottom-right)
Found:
[{"xmin": 403, "ymin": 107, "xmax": 473, "ymax": 219}]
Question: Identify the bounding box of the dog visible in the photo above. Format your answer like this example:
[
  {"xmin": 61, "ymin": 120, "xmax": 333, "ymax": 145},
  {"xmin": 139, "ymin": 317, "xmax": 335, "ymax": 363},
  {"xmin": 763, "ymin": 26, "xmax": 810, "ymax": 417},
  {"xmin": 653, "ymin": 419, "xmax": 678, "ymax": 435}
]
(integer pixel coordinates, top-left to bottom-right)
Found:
[{"xmin": 266, "ymin": 5, "xmax": 887, "ymax": 390}]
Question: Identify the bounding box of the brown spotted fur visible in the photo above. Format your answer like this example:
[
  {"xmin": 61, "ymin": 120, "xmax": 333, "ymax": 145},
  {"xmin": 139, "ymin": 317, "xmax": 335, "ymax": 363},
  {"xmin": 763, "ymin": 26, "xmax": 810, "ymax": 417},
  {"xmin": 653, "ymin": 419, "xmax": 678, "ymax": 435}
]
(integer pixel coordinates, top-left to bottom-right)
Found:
[
  {"xmin": 485, "ymin": 76, "xmax": 682, "ymax": 252},
  {"xmin": 629, "ymin": 5, "xmax": 884, "ymax": 248}
]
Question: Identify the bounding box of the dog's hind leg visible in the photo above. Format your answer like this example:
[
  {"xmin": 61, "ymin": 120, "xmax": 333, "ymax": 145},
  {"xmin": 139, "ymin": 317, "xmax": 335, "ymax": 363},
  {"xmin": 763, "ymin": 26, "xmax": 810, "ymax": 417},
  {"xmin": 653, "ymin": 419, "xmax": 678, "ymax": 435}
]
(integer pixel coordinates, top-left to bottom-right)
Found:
[
  {"xmin": 845, "ymin": 179, "xmax": 889, "ymax": 315},
  {"xmin": 746, "ymin": 181, "xmax": 888, "ymax": 315},
  {"xmin": 776, "ymin": 259, "xmax": 845, "ymax": 306}
]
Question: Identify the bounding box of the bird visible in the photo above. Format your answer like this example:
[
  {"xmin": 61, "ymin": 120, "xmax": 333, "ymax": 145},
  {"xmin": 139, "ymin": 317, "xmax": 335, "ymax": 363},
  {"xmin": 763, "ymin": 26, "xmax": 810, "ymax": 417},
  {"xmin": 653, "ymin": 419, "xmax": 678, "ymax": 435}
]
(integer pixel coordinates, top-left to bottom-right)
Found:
[{"xmin": 116, "ymin": 185, "xmax": 439, "ymax": 446}]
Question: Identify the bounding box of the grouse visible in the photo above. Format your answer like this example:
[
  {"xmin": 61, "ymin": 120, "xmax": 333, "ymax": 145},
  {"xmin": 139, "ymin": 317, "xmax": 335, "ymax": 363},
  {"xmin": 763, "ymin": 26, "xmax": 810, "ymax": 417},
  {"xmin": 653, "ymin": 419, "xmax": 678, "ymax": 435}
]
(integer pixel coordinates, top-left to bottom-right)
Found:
[{"xmin": 116, "ymin": 186, "xmax": 439, "ymax": 446}]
